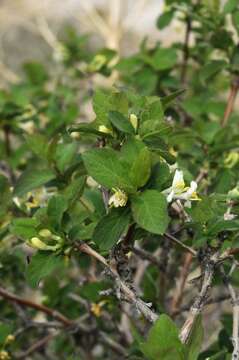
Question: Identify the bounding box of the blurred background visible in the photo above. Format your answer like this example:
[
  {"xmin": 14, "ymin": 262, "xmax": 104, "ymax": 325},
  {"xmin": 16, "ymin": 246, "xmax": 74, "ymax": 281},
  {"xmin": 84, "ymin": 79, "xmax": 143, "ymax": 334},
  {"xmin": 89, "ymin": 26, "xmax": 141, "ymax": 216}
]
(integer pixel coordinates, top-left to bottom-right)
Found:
[{"xmin": 0, "ymin": 0, "xmax": 185, "ymax": 87}]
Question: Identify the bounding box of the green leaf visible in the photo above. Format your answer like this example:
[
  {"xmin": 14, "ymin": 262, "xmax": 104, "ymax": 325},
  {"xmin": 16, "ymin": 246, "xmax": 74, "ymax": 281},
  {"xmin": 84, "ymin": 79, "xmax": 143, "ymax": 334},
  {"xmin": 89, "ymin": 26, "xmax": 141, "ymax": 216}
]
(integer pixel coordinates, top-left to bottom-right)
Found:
[
  {"xmin": 26, "ymin": 134, "xmax": 48, "ymax": 159},
  {"xmin": 140, "ymin": 314, "xmax": 185, "ymax": 360},
  {"xmin": 26, "ymin": 252, "xmax": 64, "ymax": 288},
  {"xmin": 82, "ymin": 148, "xmax": 136, "ymax": 192},
  {"xmin": 156, "ymin": 10, "xmax": 174, "ymax": 29},
  {"xmin": 55, "ymin": 142, "xmax": 78, "ymax": 173},
  {"xmin": 108, "ymin": 111, "xmax": 135, "ymax": 134},
  {"xmin": 0, "ymin": 323, "xmax": 13, "ymax": 346},
  {"xmin": 161, "ymin": 89, "xmax": 186, "ymax": 109},
  {"xmin": 68, "ymin": 124, "xmax": 113, "ymax": 138},
  {"xmin": 146, "ymin": 48, "xmax": 177, "ymax": 71},
  {"xmin": 47, "ymin": 195, "xmax": 68, "ymax": 230},
  {"xmin": 224, "ymin": 0, "xmax": 238, "ymax": 13},
  {"xmin": 131, "ymin": 190, "xmax": 169, "ymax": 234},
  {"xmin": 10, "ymin": 218, "xmax": 39, "ymax": 239},
  {"xmin": 93, "ymin": 208, "xmax": 130, "ymax": 251},
  {"xmin": 130, "ymin": 147, "xmax": 151, "ymax": 188},
  {"xmin": 185, "ymin": 315, "xmax": 204, "ymax": 360},
  {"xmin": 93, "ymin": 90, "xmax": 128, "ymax": 126},
  {"xmin": 13, "ymin": 167, "xmax": 55, "ymax": 197},
  {"xmin": 200, "ymin": 60, "xmax": 228, "ymax": 82}
]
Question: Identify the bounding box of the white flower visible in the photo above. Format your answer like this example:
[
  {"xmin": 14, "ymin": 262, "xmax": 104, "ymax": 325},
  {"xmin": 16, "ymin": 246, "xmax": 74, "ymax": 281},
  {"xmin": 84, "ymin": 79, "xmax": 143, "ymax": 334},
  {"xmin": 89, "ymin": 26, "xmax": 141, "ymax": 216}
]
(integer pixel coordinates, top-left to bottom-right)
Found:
[
  {"xmin": 163, "ymin": 170, "xmax": 200, "ymax": 206},
  {"xmin": 109, "ymin": 188, "xmax": 128, "ymax": 208}
]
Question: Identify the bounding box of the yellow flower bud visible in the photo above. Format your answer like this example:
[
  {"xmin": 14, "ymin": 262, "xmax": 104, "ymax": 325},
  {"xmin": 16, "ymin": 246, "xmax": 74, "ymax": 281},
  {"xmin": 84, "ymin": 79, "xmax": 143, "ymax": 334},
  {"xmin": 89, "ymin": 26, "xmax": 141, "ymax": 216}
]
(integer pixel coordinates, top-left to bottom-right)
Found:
[
  {"xmin": 38, "ymin": 229, "xmax": 52, "ymax": 238},
  {"xmin": 28, "ymin": 237, "xmax": 61, "ymax": 252},
  {"xmin": 88, "ymin": 54, "xmax": 107, "ymax": 72},
  {"xmin": 0, "ymin": 351, "xmax": 10, "ymax": 360},
  {"xmin": 5, "ymin": 335, "xmax": 15, "ymax": 344},
  {"xmin": 129, "ymin": 114, "xmax": 138, "ymax": 130},
  {"xmin": 98, "ymin": 125, "xmax": 113, "ymax": 134}
]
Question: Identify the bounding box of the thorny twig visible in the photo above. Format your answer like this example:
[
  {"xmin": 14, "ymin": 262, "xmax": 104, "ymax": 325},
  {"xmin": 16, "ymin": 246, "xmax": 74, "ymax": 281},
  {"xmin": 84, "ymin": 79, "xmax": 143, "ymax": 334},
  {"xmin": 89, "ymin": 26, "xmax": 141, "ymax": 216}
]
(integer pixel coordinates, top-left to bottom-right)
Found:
[
  {"xmin": 75, "ymin": 242, "xmax": 158, "ymax": 322},
  {"xmin": 180, "ymin": 251, "xmax": 220, "ymax": 343}
]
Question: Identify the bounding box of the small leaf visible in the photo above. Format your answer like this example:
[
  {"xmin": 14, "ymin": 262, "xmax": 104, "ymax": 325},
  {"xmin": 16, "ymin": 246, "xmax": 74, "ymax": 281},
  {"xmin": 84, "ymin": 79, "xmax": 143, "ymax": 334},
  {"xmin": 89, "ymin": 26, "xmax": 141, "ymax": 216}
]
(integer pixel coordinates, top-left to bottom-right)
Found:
[
  {"xmin": 185, "ymin": 315, "xmax": 204, "ymax": 360},
  {"xmin": 55, "ymin": 142, "xmax": 78, "ymax": 173},
  {"xmin": 47, "ymin": 195, "xmax": 68, "ymax": 230},
  {"xmin": 157, "ymin": 10, "xmax": 174, "ymax": 29},
  {"xmin": 224, "ymin": 0, "xmax": 238, "ymax": 13},
  {"xmin": 130, "ymin": 147, "xmax": 151, "ymax": 188},
  {"xmin": 108, "ymin": 111, "xmax": 135, "ymax": 134},
  {"xmin": 140, "ymin": 314, "xmax": 185, "ymax": 360},
  {"xmin": 82, "ymin": 148, "xmax": 136, "ymax": 193},
  {"xmin": 131, "ymin": 190, "xmax": 169, "ymax": 234},
  {"xmin": 10, "ymin": 218, "xmax": 39, "ymax": 239},
  {"xmin": 26, "ymin": 134, "xmax": 48, "ymax": 159},
  {"xmin": 145, "ymin": 48, "xmax": 177, "ymax": 71},
  {"xmin": 161, "ymin": 89, "xmax": 186, "ymax": 109},
  {"xmin": 26, "ymin": 252, "xmax": 64, "ymax": 288},
  {"xmin": 14, "ymin": 167, "xmax": 55, "ymax": 197},
  {"xmin": 93, "ymin": 208, "xmax": 130, "ymax": 251}
]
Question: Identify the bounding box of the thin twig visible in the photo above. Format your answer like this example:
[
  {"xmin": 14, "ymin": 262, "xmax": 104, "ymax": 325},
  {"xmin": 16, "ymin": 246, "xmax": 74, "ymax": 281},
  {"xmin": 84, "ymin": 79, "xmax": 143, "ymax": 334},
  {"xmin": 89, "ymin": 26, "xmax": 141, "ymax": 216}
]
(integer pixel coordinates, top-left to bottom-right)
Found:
[
  {"xmin": 170, "ymin": 253, "xmax": 193, "ymax": 317},
  {"xmin": 221, "ymin": 76, "xmax": 239, "ymax": 127},
  {"xmin": 180, "ymin": 16, "xmax": 191, "ymax": 84},
  {"xmin": 0, "ymin": 287, "xmax": 73, "ymax": 327},
  {"xmin": 164, "ymin": 232, "xmax": 196, "ymax": 256},
  {"xmin": 15, "ymin": 333, "xmax": 56, "ymax": 359}
]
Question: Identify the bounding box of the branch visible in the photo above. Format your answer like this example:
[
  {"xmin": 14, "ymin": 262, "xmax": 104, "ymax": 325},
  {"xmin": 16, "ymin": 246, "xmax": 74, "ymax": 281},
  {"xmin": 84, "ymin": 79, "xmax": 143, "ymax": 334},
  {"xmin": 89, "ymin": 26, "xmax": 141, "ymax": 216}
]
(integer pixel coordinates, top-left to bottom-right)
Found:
[
  {"xmin": 180, "ymin": 16, "xmax": 191, "ymax": 84},
  {"xmin": 221, "ymin": 76, "xmax": 239, "ymax": 127},
  {"xmin": 0, "ymin": 287, "xmax": 73, "ymax": 327},
  {"xmin": 164, "ymin": 232, "xmax": 196, "ymax": 256},
  {"xmin": 180, "ymin": 251, "xmax": 220, "ymax": 343},
  {"xmin": 170, "ymin": 253, "xmax": 193, "ymax": 317},
  {"xmin": 220, "ymin": 266, "xmax": 239, "ymax": 359},
  {"xmin": 75, "ymin": 242, "xmax": 158, "ymax": 323},
  {"xmin": 15, "ymin": 333, "xmax": 55, "ymax": 359}
]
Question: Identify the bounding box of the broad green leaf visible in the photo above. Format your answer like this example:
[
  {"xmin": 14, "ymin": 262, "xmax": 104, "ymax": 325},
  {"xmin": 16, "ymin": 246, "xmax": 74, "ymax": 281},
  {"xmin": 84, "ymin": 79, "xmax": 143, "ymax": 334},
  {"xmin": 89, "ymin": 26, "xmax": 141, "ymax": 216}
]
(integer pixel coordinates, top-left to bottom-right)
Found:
[
  {"xmin": 10, "ymin": 218, "xmax": 39, "ymax": 239},
  {"xmin": 120, "ymin": 137, "xmax": 147, "ymax": 164},
  {"xmin": 185, "ymin": 315, "xmax": 204, "ymax": 360},
  {"xmin": 130, "ymin": 147, "xmax": 151, "ymax": 188},
  {"xmin": 62, "ymin": 176, "xmax": 86, "ymax": 205},
  {"xmin": 200, "ymin": 60, "xmax": 228, "ymax": 82},
  {"xmin": 26, "ymin": 134, "xmax": 48, "ymax": 159},
  {"xmin": 93, "ymin": 208, "xmax": 130, "ymax": 251},
  {"xmin": 156, "ymin": 10, "xmax": 174, "ymax": 29},
  {"xmin": 161, "ymin": 89, "xmax": 186, "ymax": 109},
  {"xmin": 26, "ymin": 251, "xmax": 64, "ymax": 288},
  {"xmin": 108, "ymin": 111, "xmax": 135, "ymax": 134},
  {"xmin": 13, "ymin": 167, "xmax": 55, "ymax": 197},
  {"xmin": 55, "ymin": 142, "xmax": 78, "ymax": 173},
  {"xmin": 47, "ymin": 195, "xmax": 68, "ymax": 230},
  {"xmin": 93, "ymin": 90, "xmax": 128, "ymax": 126},
  {"xmin": 82, "ymin": 148, "xmax": 136, "ymax": 192},
  {"xmin": 131, "ymin": 190, "xmax": 169, "ymax": 234},
  {"xmin": 146, "ymin": 48, "xmax": 177, "ymax": 71},
  {"xmin": 140, "ymin": 314, "xmax": 185, "ymax": 360},
  {"xmin": 223, "ymin": 0, "xmax": 238, "ymax": 13},
  {"xmin": 0, "ymin": 323, "xmax": 13, "ymax": 346}
]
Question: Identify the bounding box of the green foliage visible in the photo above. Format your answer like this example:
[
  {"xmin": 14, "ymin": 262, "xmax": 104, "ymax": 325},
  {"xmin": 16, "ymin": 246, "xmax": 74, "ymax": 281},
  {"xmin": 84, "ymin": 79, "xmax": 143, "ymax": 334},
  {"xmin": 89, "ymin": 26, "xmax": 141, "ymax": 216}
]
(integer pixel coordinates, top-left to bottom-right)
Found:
[{"xmin": 1, "ymin": 1, "xmax": 239, "ymax": 358}]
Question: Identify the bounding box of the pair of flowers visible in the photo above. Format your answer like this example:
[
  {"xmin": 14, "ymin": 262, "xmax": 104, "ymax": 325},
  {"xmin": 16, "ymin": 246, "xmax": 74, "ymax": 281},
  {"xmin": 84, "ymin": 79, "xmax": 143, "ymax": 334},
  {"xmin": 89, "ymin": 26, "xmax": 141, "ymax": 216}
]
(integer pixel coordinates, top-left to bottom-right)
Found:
[{"xmin": 109, "ymin": 169, "xmax": 200, "ymax": 208}]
